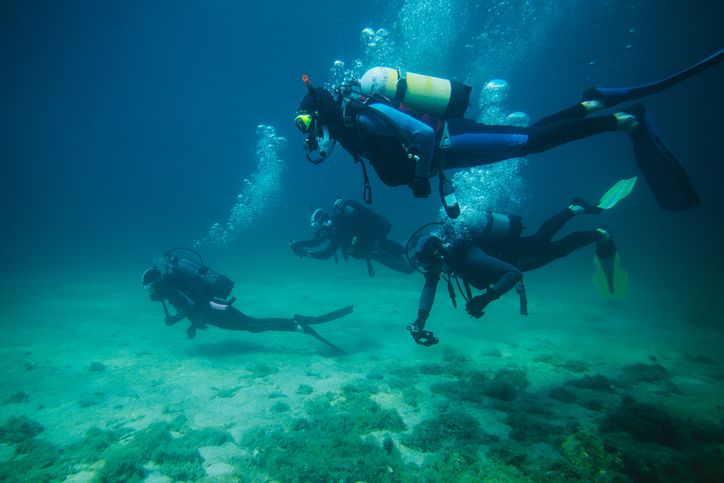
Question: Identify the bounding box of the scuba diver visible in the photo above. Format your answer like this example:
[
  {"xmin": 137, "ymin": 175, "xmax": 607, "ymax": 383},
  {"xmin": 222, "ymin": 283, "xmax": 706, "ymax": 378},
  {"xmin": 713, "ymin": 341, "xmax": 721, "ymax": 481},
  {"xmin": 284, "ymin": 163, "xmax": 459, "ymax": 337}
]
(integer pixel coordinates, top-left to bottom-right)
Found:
[
  {"xmin": 289, "ymin": 199, "xmax": 416, "ymax": 276},
  {"xmin": 295, "ymin": 48, "xmax": 724, "ymax": 214},
  {"xmin": 142, "ymin": 248, "xmax": 353, "ymax": 352},
  {"xmin": 407, "ymin": 182, "xmax": 633, "ymax": 347}
]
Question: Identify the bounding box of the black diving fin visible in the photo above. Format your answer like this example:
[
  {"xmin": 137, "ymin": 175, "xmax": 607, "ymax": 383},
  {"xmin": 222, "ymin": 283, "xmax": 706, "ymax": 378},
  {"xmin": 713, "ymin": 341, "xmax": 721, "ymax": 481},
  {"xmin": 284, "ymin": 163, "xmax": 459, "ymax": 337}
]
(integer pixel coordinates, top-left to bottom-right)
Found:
[
  {"xmin": 294, "ymin": 305, "xmax": 354, "ymax": 325},
  {"xmin": 623, "ymin": 104, "xmax": 701, "ymax": 211},
  {"xmin": 294, "ymin": 305, "xmax": 354, "ymax": 354},
  {"xmin": 583, "ymin": 47, "xmax": 724, "ymax": 108}
]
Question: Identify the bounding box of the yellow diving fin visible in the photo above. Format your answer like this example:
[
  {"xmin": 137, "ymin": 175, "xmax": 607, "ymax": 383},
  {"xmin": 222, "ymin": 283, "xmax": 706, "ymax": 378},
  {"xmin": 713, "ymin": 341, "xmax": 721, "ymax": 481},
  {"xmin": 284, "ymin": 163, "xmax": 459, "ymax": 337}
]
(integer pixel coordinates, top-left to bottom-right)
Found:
[
  {"xmin": 597, "ymin": 177, "xmax": 637, "ymax": 210},
  {"xmin": 593, "ymin": 229, "xmax": 628, "ymax": 299}
]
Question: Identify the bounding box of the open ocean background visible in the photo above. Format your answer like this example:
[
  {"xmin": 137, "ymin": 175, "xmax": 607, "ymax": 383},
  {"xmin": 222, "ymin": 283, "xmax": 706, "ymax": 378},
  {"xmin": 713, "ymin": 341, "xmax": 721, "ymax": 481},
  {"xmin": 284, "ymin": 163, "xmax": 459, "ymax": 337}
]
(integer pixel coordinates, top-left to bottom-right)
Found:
[{"xmin": 1, "ymin": 0, "xmax": 722, "ymax": 286}]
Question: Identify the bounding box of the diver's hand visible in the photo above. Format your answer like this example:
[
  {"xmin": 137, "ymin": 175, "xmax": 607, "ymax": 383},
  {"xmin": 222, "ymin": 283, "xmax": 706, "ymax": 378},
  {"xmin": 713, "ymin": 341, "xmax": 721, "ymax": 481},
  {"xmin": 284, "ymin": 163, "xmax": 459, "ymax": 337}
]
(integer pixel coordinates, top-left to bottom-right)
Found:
[
  {"xmin": 407, "ymin": 310, "xmax": 438, "ymax": 346},
  {"xmin": 412, "ymin": 176, "xmax": 431, "ymax": 198},
  {"xmin": 289, "ymin": 240, "xmax": 307, "ymax": 258},
  {"xmin": 409, "ymin": 328, "xmax": 439, "ymax": 347},
  {"xmin": 465, "ymin": 290, "xmax": 498, "ymax": 318}
]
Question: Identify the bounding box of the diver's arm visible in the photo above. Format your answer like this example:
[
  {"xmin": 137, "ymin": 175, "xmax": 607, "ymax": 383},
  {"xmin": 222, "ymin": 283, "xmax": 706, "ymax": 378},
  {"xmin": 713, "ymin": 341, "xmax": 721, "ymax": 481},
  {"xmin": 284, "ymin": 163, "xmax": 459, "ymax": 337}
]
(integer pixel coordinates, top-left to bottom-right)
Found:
[
  {"xmin": 363, "ymin": 104, "xmax": 436, "ymax": 178},
  {"xmin": 465, "ymin": 246, "xmax": 522, "ymax": 297},
  {"xmin": 305, "ymin": 229, "xmax": 346, "ymax": 260},
  {"xmin": 418, "ymin": 269, "xmax": 442, "ymax": 313},
  {"xmin": 293, "ymin": 236, "xmax": 327, "ymax": 249},
  {"xmin": 408, "ymin": 268, "xmax": 442, "ymax": 346}
]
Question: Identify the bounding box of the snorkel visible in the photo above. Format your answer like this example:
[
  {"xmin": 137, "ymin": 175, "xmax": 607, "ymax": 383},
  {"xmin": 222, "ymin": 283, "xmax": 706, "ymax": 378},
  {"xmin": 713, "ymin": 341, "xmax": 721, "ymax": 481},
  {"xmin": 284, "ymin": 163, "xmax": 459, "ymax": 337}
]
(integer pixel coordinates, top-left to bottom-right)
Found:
[{"xmin": 300, "ymin": 75, "xmax": 337, "ymax": 164}]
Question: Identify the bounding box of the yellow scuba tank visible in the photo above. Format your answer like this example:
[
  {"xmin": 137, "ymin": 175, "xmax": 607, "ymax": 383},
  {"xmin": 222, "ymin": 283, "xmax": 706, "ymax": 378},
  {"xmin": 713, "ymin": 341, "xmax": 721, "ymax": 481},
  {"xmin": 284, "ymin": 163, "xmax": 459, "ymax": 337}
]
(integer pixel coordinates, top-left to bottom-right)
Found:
[{"xmin": 358, "ymin": 67, "xmax": 472, "ymax": 119}]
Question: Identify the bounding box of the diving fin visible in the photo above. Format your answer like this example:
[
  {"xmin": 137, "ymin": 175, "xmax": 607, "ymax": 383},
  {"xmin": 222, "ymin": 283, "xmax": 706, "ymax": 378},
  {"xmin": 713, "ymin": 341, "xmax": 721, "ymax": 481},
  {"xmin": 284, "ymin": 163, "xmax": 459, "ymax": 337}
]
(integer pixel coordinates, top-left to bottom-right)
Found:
[
  {"xmin": 593, "ymin": 230, "xmax": 628, "ymax": 299},
  {"xmin": 597, "ymin": 177, "xmax": 637, "ymax": 210},
  {"xmin": 294, "ymin": 305, "xmax": 354, "ymax": 325},
  {"xmin": 294, "ymin": 305, "xmax": 353, "ymax": 354},
  {"xmin": 623, "ymin": 104, "xmax": 700, "ymax": 211},
  {"xmin": 583, "ymin": 48, "xmax": 724, "ymax": 108}
]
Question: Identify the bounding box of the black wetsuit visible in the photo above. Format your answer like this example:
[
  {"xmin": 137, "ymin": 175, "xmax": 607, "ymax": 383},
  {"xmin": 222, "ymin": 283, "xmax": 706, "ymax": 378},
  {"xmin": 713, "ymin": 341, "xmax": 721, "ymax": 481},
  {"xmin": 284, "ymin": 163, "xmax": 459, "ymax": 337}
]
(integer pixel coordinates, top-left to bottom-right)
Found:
[
  {"xmin": 418, "ymin": 207, "xmax": 603, "ymax": 315},
  {"xmin": 331, "ymin": 100, "xmax": 618, "ymax": 193},
  {"xmin": 292, "ymin": 201, "xmax": 415, "ymax": 275},
  {"xmin": 147, "ymin": 272, "xmax": 351, "ymax": 352},
  {"xmin": 148, "ymin": 272, "xmax": 303, "ymax": 339}
]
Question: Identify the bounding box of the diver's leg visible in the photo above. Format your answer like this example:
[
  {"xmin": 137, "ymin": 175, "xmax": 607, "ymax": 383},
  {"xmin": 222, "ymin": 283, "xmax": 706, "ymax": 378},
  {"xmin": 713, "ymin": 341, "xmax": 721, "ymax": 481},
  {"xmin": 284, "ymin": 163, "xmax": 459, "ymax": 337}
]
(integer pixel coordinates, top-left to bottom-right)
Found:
[
  {"xmin": 372, "ymin": 240, "xmax": 417, "ymax": 274},
  {"xmin": 517, "ymin": 230, "xmax": 603, "ymax": 272},
  {"xmin": 205, "ymin": 306, "xmax": 299, "ymax": 333},
  {"xmin": 442, "ymin": 115, "xmax": 619, "ymax": 169},
  {"xmin": 531, "ymin": 101, "xmax": 606, "ymax": 127},
  {"xmin": 372, "ymin": 249, "xmax": 416, "ymax": 274},
  {"xmin": 521, "ymin": 115, "xmax": 618, "ymax": 155},
  {"xmin": 528, "ymin": 208, "xmax": 576, "ymax": 243}
]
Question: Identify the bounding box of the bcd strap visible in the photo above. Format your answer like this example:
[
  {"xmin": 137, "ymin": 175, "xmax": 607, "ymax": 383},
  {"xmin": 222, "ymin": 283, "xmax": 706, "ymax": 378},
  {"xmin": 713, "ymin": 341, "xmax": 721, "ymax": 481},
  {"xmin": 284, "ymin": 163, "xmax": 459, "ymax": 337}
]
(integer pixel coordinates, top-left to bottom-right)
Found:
[
  {"xmin": 442, "ymin": 272, "xmax": 457, "ymax": 308},
  {"xmin": 395, "ymin": 67, "xmax": 408, "ymax": 102},
  {"xmin": 354, "ymin": 155, "xmax": 373, "ymax": 204}
]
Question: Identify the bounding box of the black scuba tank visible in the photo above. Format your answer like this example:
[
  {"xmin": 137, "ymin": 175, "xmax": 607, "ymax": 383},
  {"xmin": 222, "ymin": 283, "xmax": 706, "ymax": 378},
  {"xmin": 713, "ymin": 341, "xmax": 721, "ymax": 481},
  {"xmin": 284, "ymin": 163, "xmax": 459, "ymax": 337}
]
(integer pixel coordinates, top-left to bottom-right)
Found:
[{"xmin": 170, "ymin": 257, "xmax": 234, "ymax": 300}]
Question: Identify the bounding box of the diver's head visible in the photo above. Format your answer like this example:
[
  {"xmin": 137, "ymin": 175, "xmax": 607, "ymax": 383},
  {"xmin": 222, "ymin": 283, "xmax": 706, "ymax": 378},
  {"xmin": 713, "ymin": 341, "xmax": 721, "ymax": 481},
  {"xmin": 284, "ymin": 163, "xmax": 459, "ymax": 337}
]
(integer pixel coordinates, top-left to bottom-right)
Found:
[
  {"xmin": 142, "ymin": 267, "xmax": 164, "ymax": 301},
  {"xmin": 415, "ymin": 235, "xmax": 444, "ymax": 269},
  {"xmin": 295, "ymin": 87, "xmax": 341, "ymax": 164},
  {"xmin": 142, "ymin": 267, "xmax": 162, "ymax": 287},
  {"xmin": 311, "ymin": 208, "xmax": 332, "ymax": 234},
  {"xmin": 295, "ymin": 88, "xmax": 338, "ymax": 136}
]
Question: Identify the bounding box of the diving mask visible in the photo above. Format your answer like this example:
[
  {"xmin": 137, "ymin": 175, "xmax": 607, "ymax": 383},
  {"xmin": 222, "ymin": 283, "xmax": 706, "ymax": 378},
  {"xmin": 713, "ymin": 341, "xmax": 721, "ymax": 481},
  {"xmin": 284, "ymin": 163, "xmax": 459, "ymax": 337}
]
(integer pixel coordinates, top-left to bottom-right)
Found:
[{"xmin": 295, "ymin": 112, "xmax": 315, "ymax": 134}]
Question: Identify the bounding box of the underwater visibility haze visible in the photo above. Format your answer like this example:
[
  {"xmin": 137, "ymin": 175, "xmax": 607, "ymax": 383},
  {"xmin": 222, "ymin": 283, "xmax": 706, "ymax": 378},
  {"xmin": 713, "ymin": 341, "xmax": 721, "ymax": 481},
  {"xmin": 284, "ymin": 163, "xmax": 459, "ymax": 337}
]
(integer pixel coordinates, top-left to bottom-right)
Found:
[{"xmin": 1, "ymin": 0, "xmax": 724, "ymax": 482}]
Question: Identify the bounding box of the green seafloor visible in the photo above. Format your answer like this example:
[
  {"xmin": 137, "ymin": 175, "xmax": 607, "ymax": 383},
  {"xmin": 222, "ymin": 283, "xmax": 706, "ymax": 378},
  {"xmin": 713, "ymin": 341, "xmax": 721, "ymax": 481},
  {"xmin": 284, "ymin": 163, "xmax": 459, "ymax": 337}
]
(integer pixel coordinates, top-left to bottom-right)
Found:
[{"xmin": 1, "ymin": 251, "xmax": 723, "ymax": 483}]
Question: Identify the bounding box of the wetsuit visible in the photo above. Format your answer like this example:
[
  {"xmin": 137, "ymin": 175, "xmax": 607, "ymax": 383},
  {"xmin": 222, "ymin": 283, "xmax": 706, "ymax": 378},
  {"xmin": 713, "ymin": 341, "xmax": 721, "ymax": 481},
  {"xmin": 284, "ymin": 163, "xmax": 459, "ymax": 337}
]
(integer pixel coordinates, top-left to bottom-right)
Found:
[
  {"xmin": 418, "ymin": 207, "xmax": 604, "ymax": 318},
  {"xmin": 337, "ymin": 101, "xmax": 617, "ymax": 197},
  {"xmin": 146, "ymin": 272, "xmax": 351, "ymax": 352},
  {"xmin": 148, "ymin": 272, "xmax": 306, "ymax": 339},
  {"xmin": 291, "ymin": 201, "xmax": 415, "ymax": 275}
]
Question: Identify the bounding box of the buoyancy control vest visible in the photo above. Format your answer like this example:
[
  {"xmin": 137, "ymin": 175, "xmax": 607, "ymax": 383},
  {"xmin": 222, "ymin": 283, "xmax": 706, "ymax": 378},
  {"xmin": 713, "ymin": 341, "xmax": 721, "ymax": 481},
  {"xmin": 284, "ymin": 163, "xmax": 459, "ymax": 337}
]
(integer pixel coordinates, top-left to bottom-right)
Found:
[
  {"xmin": 339, "ymin": 200, "xmax": 392, "ymax": 240},
  {"xmin": 338, "ymin": 96, "xmax": 433, "ymax": 188}
]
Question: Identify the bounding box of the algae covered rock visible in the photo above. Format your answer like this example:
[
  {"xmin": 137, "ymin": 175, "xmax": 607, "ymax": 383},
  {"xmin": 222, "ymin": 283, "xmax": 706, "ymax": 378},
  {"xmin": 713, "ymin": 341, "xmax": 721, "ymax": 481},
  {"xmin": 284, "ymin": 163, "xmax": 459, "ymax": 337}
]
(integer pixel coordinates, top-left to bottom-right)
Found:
[{"xmin": 401, "ymin": 410, "xmax": 489, "ymax": 452}]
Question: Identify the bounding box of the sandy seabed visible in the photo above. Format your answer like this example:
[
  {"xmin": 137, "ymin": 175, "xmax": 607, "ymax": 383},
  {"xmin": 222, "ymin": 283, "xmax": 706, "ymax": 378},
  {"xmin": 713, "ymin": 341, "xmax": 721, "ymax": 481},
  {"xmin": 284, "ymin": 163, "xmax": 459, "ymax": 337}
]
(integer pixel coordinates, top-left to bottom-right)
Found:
[{"xmin": 1, "ymin": 252, "xmax": 723, "ymax": 483}]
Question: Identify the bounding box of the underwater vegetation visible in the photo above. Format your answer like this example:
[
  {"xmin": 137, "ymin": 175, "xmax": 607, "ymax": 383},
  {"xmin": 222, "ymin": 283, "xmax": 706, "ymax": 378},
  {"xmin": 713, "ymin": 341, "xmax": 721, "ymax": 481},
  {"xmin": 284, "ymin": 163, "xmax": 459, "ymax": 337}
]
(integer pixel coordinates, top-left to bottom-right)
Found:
[
  {"xmin": 238, "ymin": 355, "xmax": 724, "ymax": 483},
  {"xmin": 2, "ymin": 354, "xmax": 724, "ymax": 483},
  {"xmin": 244, "ymin": 383, "xmax": 407, "ymax": 483},
  {"xmin": 0, "ymin": 415, "xmax": 234, "ymax": 483}
]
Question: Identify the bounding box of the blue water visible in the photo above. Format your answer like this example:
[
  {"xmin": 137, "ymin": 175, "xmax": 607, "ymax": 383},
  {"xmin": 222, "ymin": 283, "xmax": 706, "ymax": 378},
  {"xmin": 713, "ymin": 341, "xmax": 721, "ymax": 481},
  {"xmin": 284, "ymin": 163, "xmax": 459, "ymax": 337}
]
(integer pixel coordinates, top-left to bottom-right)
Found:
[
  {"xmin": 1, "ymin": 0, "xmax": 722, "ymax": 276},
  {"xmin": 1, "ymin": 1, "xmax": 724, "ymax": 481}
]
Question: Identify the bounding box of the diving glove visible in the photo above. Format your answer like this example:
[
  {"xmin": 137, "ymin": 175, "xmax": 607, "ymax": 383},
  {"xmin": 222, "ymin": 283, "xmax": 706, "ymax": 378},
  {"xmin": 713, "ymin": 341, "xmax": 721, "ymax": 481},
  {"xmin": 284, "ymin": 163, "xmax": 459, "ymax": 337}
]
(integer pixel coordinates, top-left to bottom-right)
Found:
[
  {"xmin": 407, "ymin": 310, "xmax": 439, "ymax": 346},
  {"xmin": 289, "ymin": 240, "xmax": 307, "ymax": 258},
  {"xmin": 412, "ymin": 176, "xmax": 431, "ymax": 198},
  {"xmin": 465, "ymin": 290, "xmax": 499, "ymax": 318}
]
